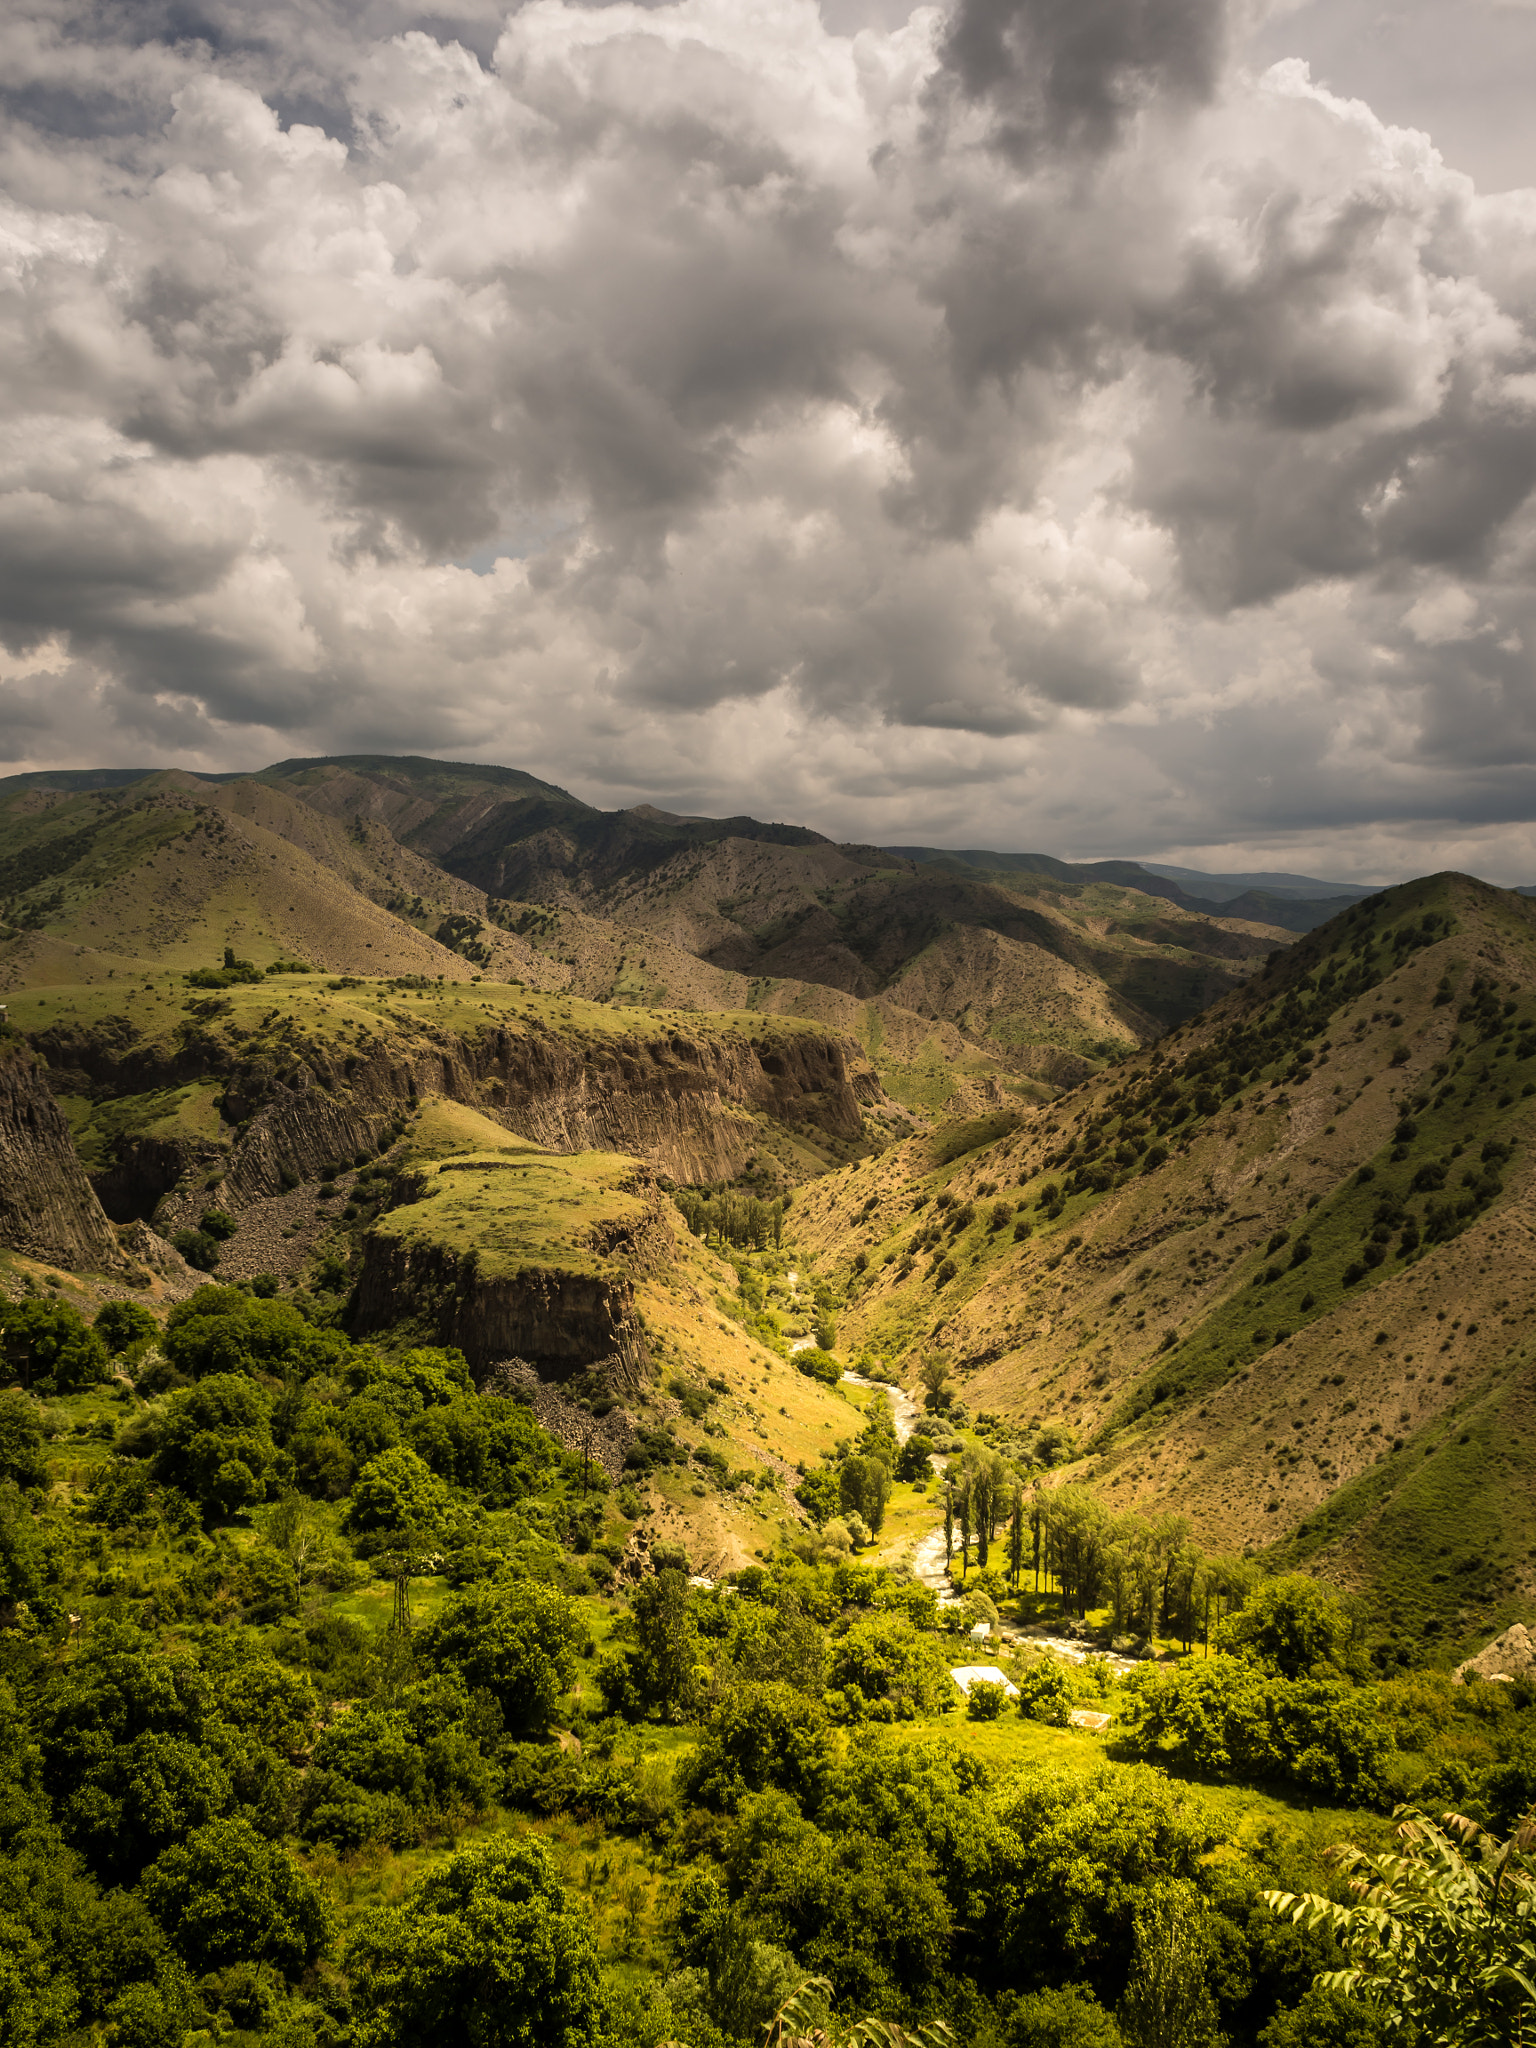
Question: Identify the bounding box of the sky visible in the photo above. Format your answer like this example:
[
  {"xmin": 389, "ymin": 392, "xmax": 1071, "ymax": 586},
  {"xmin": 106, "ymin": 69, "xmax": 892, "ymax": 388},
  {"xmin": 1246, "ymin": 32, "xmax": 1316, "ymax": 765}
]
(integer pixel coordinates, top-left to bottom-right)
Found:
[{"xmin": 3, "ymin": 0, "xmax": 1536, "ymax": 880}]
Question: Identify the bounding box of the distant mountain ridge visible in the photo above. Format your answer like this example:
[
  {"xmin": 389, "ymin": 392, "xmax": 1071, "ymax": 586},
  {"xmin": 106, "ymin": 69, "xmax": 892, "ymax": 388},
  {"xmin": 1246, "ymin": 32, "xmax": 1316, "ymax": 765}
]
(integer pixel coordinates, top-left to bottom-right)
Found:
[
  {"xmin": 0, "ymin": 753, "xmax": 1300, "ymax": 1117},
  {"xmin": 888, "ymin": 845, "xmax": 1378, "ymax": 933}
]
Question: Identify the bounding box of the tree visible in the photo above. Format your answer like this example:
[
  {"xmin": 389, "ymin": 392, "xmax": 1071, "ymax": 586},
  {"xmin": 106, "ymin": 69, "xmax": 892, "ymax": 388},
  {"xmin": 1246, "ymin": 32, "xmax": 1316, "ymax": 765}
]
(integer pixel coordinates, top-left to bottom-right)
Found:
[
  {"xmin": 795, "ymin": 1349, "xmax": 841, "ymax": 1387},
  {"xmin": 1006, "ymin": 1985, "xmax": 1124, "ymax": 2048},
  {"xmin": 141, "ymin": 1817, "xmax": 332, "ymax": 1976},
  {"xmin": 918, "ymin": 1352, "xmax": 952, "ymax": 1413},
  {"xmin": 1218, "ymin": 1574, "xmax": 1354, "ymax": 1679},
  {"xmin": 344, "ymin": 1445, "xmax": 454, "ymax": 1541},
  {"xmin": 682, "ymin": 1684, "xmax": 832, "ymax": 1811},
  {"xmin": 1117, "ymin": 1882, "xmax": 1224, "ymax": 2048},
  {"xmin": 346, "ymin": 1834, "xmax": 603, "ymax": 2048},
  {"xmin": 0, "ymin": 1392, "xmax": 47, "ymax": 1491},
  {"xmin": 0, "ymin": 1301, "xmax": 109, "ymax": 1393},
  {"xmin": 95, "ymin": 1300, "xmax": 158, "ymax": 1354},
  {"xmin": 839, "ymin": 1456, "xmax": 892, "ymax": 1537},
  {"xmin": 764, "ymin": 1975, "xmax": 956, "ymax": 2048},
  {"xmin": 896, "ymin": 1435, "xmax": 934, "ymax": 1483},
  {"xmin": 628, "ymin": 1567, "xmax": 698, "ymax": 1721},
  {"xmin": 827, "ymin": 1617, "xmax": 952, "ymax": 1719},
  {"xmin": 963, "ymin": 1449, "xmax": 1008, "ymax": 1571},
  {"xmin": 149, "ymin": 1374, "xmax": 276, "ymax": 1520},
  {"xmin": 796, "ymin": 1466, "xmax": 841, "ymax": 1527},
  {"xmin": 0, "ymin": 1480, "xmax": 48, "ymax": 1614},
  {"xmin": 416, "ymin": 1581, "xmax": 579, "ymax": 1737},
  {"xmin": 1264, "ymin": 1807, "xmax": 1536, "ymax": 2048},
  {"xmin": 162, "ymin": 1286, "xmax": 346, "ymax": 1382}
]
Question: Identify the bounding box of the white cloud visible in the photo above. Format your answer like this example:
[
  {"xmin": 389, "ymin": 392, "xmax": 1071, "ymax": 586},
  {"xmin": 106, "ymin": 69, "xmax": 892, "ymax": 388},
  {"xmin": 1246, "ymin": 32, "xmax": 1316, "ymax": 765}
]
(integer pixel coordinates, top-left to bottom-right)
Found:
[{"xmin": 0, "ymin": 0, "xmax": 1533, "ymax": 876}]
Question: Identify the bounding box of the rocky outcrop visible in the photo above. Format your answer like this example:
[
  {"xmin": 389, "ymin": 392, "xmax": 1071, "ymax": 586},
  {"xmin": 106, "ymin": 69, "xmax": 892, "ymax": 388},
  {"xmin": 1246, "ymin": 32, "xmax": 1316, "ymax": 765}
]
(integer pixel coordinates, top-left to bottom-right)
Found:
[
  {"xmin": 93, "ymin": 1134, "xmax": 223, "ymax": 1223},
  {"xmin": 1455, "ymin": 1623, "xmax": 1536, "ymax": 1685},
  {"xmin": 161, "ymin": 1019, "xmax": 868, "ymax": 1226},
  {"xmin": 0, "ymin": 1046, "xmax": 124, "ymax": 1270},
  {"xmin": 349, "ymin": 1233, "xmax": 652, "ymax": 1379},
  {"xmin": 482, "ymin": 1359, "xmax": 638, "ymax": 1479}
]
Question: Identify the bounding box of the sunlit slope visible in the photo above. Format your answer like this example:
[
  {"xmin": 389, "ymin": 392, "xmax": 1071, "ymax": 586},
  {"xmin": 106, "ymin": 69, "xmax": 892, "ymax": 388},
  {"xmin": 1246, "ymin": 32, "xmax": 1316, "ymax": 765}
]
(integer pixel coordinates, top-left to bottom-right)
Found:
[
  {"xmin": 341, "ymin": 1094, "xmax": 869, "ymax": 1578},
  {"xmin": 790, "ymin": 872, "xmax": 1536, "ymax": 1653},
  {"xmin": 261, "ymin": 754, "xmax": 1296, "ymax": 1097},
  {"xmin": 0, "ymin": 774, "xmax": 560, "ymax": 988}
]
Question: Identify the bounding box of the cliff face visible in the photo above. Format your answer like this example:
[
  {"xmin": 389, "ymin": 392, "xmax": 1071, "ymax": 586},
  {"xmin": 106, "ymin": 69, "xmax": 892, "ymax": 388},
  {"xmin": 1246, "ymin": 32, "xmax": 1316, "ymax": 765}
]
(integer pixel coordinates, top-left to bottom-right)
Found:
[
  {"xmin": 350, "ymin": 1233, "xmax": 651, "ymax": 1379},
  {"xmin": 0, "ymin": 1047, "xmax": 124, "ymax": 1270},
  {"xmin": 349, "ymin": 1149, "xmax": 673, "ymax": 1379},
  {"xmin": 164, "ymin": 1020, "xmax": 868, "ymax": 1227}
]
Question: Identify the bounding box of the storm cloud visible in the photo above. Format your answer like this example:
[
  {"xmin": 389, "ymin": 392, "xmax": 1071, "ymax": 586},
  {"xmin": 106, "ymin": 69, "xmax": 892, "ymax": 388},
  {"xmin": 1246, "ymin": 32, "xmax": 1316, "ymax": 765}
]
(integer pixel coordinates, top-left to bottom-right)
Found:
[{"xmin": 3, "ymin": 0, "xmax": 1536, "ymax": 876}]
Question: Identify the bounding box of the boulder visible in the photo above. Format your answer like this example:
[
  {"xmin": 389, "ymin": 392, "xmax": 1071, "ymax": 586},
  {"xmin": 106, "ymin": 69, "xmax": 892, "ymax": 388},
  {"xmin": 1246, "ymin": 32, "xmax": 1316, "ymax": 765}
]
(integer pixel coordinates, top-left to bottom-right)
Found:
[{"xmin": 1454, "ymin": 1623, "xmax": 1536, "ymax": 1685}]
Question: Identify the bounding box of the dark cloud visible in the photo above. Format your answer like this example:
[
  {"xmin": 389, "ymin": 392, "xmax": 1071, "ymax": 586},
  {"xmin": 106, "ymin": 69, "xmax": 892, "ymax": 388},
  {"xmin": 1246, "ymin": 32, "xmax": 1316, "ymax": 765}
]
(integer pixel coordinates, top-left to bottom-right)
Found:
[
  {"xmin": 0, "ymin": 0, "xmax": 1535, "ymax": 877},
  {"xmin": 937, "ymin": 0, "xmax": 1227, "ymax": 157}
]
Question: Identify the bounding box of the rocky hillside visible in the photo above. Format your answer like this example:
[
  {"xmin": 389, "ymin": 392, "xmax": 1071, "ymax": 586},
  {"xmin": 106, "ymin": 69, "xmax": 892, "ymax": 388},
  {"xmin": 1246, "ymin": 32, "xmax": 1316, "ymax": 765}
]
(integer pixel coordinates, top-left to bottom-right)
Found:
[
  {"xmin": 789, "ymin": 872, "xmax": 1536, "ymax": 1657},
  {"xmin": 0, "ymin": 757, "xmax": 1296, "ymax": 1115}
]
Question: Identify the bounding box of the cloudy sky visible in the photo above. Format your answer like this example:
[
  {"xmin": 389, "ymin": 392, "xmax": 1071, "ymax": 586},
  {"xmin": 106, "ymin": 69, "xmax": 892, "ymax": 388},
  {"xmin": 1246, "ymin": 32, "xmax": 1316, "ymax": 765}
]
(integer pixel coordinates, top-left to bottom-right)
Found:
[{"xmin": 3, "ymin": 0, "xmax": 1536, "ymax": 879}]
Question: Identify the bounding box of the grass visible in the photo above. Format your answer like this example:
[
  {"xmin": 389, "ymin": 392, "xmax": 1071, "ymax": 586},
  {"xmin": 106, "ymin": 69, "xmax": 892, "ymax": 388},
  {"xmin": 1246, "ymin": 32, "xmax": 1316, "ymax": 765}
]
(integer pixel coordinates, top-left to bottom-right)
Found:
[{"xmin": 374, "ymin": 1114, "xmax": 651, "ymax": 1282}]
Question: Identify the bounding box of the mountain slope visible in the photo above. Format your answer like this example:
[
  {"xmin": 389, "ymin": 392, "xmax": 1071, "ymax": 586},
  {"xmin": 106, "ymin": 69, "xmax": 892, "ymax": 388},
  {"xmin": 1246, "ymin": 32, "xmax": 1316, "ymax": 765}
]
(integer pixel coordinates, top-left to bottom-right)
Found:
[
  {"xmin": 0, "ymin": 758, "xmax": 1298, "ymax": 1117},
  {"xmin": 789, "ymin": 872, "xmax": 1536, "ymax": 1657}
]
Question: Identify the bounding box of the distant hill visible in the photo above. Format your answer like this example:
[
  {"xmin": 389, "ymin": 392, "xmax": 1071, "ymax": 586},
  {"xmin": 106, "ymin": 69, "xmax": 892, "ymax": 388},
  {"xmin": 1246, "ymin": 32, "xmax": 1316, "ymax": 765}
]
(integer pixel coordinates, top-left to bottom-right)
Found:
[
  {"xmin": 890, "ymin": 845, "xmax": 1375, "ymax": 933},
  {"xmin": 0, "ymin": 754, "xmax": 1293, "ymax": 1116}
]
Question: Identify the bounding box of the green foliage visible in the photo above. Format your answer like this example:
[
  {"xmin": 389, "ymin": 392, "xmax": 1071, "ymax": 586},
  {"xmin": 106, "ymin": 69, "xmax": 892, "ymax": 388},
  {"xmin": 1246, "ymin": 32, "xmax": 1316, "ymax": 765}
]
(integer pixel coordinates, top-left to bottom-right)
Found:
[
  {"xmin": 149, "ymin": 1373, "xmax": 277, "ymax": 1520},
  {"xmin": 1014, "ymin": 1658, "xmax": 1099, "ymax": 1727},
  {"xmin": 171, "ymin": 1229, "xmax": 221, "ymax": 1272},
  {"xmin": 140, "ymin": 1817, "xmax": 331, "ymax": 1976},
  {"xmin": 1005, "ymin": 1985, "xmax": 1123, "ymax": 2048},
  {"xmin": 794, "ymin": 1347, "xmax": 841, "ymax": 1386},
  {"xmin": 1117, "ymin": 1881, "xmax": 1223, "ymax": 2048},
  {"xmin": 0, "ymin": 1302, "xmax": 110, "ymax": 1394},
  {"xmin": 344, "ymin": 1444, "xmax": 455, "ymax": 1541},
  {"xmin": 300, "ymin": 1678, "xmax": 497, "ymax": 1847},
  {"xmin": 1121, "ymin": 1657, "xmax": 1393, "ymax": 1804},
  {"xmin": 897, "ymin": 1434, "xmax": 935, "ymax": 1482},
  {"xmin": 1218, "ymin": 1576, "xmax": 1357, "ymax": 1680},
  {"xmin": 0, "ymin": 1480, "xmax": 50, "ymax": 1607},
  {"xmin": 95, "ymin": 1300, "xmax": 158, "ymax": 1353},
  {"xmin": 416, "ymin": 1580, "xmax": 580, "ymax": 1737},
  {"xmin": 1265, "ymin": 1806, "xmax": 1536, "ymax": 2047},
  {"xmin": 681, "ymin": 1685, "xmax": 832, "ymax": 1811},
  {"xmin": 826, "ymin": 1616, "xmax": 953, "ymax": 1721},
  {"xmin": 968, "ymin": 1680, "xmax": 1010, "ymax": 1722},
  {"xmin": 838, "ymin": 1455, "xmax": 892, "ymax": 1537},
  {"xmin": 162, "ymin": 1286, "xmax": 346, "ymax": 1382},
  {"xmin": 346, "ymin": 1834, "xmax": 603, "ymax": 2048},
  {"xmin": 795, "ymin": 1466, "xmax": 841, "ymax": 1527},
  {"xmin": 0, "ymin": 1393, "xmax": 47, "ymax": 1491}
]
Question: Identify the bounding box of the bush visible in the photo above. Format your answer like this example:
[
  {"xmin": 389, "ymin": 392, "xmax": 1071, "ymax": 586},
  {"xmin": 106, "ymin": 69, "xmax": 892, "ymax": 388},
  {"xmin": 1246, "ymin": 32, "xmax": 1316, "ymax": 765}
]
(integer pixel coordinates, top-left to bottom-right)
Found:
[
  {"xmin": 1016, "ymin": 1657, "xmax": 1096, "ymax": 1726},
  {"xmin": 150, "ymin": 1375, "xmax": 277, "ymax": 1520},
  {"xmin": 172, "ymin": 1230, "xmax": 221, "ymax": 1272},
  {"xmin": 968, "ymin": 1680, "xmax": 1009, "ymax": 1721},
  {"xmin": 793, "ymin": 1347, "xmax": 841, "ymax": 1386},
  {"xmin": 141, "ymin": 1818, "xmax": 331, "ymax": 1977},
  {"xmin": 416, "ymin": 1582, "xmax": 581, "ymax": 1737},
  {"xmin": 345, "ymin": 1836, "xmax": 602, "ymax": 2048},
  {"xmin": 95, "ymin": 1300, "xmax": 158, "ymax": 1353},
  {"xmin": 344, "ymin": 1447, "xmax": 454, "ymax": 1542},
  {"xmin": 1120, "ymin": 1656, "xmax": 1392, "ymax": 1803},
  {"xmin": 0, "ymin": 1391, "xmax": 48, "ymax": 1490},
  {"xmin": 0, "ymin": 1301, "xmax": 110, "ymax": 1393}
]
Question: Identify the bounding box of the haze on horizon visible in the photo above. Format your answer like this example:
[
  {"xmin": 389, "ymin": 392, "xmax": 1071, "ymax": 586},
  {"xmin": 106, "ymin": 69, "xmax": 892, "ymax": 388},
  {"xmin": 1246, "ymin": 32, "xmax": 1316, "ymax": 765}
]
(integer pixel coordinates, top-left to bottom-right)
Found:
[{"xmin": 3, "ymin": 0, "xmax": 1536, "ymax": 886}]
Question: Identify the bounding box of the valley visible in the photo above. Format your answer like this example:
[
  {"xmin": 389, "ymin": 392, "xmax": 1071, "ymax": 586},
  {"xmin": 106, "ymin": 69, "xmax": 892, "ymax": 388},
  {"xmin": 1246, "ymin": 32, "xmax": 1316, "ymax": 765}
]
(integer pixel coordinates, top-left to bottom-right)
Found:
[{"xmin": 1, "ymin": 754, "xmax": 1534, "ymax": 2048}]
